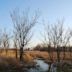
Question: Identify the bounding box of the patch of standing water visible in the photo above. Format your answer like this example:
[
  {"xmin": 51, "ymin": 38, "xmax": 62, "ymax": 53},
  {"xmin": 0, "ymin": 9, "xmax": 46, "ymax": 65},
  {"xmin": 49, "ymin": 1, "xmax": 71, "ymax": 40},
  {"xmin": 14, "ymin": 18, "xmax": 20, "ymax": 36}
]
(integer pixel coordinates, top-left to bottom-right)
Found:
[
  {"xmin": 35, "ymin": 59, "xmax": 49, "ymax": 71},
  {"xmin": 28, "ymin": 59, "xmax": 49, "ymax": 72}
]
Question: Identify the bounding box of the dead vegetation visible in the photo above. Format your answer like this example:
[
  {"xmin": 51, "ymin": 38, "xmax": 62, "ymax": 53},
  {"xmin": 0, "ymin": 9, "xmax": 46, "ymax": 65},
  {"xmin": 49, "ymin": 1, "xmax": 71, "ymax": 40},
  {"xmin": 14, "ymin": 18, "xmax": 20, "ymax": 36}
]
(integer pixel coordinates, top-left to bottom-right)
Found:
[
  {"xmin": 0, "ymin": 50, "xmax": 72, "ymax": 72},
  {"xmin": 0, "ymin": 50, "xmax": 72, "ymax": 62}
]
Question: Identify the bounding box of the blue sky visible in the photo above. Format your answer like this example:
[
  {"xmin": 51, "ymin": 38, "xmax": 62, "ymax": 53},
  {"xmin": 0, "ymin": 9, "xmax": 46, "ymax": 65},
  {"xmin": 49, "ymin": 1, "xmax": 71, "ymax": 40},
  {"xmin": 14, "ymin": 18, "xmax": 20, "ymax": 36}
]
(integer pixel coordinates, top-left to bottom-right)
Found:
[{"xmin": 0, "ymin": 0, "xmax": 72, "ymax": 47}]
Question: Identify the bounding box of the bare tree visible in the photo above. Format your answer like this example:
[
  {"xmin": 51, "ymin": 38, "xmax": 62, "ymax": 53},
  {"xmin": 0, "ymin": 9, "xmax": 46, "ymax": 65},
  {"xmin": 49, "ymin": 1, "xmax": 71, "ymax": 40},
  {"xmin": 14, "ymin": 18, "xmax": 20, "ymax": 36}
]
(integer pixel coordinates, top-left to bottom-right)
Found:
[
  {"xmin": 49, "ymin": 20, "xmax": 71, "ymax": 62},
  {"xmin": 11, "ymin": 9, "xmax": 39, "ymax": 61},
  {"xmin": 13, "ymin": 33, "xmax": 18, "ymax": 59},
  {"xmin": 0, "ymin": 29, "xmax": 2, "ymax": 47},
  {"xmin": 1, "ymin": 29, "xmax": 10, "ymax": 55},
  {"xmin": 0, "ymin": 29, "xmax": 3, "ymax": 53},
  {"xmin": 51, "ymin": 21, "xmax": 64, "ymax": 63},
  {"xmin": 43, "ymin": 20, "xmax": 72, "ymax": 72},
  {"xmin": 42, "ymin": 21, "xmax": 54, "ymax": 72}
]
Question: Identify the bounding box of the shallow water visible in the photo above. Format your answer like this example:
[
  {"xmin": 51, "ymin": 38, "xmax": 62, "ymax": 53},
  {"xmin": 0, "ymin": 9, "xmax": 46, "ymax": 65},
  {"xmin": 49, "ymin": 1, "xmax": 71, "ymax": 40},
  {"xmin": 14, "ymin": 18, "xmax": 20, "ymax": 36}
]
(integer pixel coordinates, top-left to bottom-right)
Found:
[
  {"xmin": 28, "ymin": 59, "xmax": 57, "ymax": 72},
  {"xmin": 28, "ymin": 59, "xmax": 49, "ymax": 72},
  {"xmin": 35, "ymin": 59, "xmax": 49, "ymax": 71}
]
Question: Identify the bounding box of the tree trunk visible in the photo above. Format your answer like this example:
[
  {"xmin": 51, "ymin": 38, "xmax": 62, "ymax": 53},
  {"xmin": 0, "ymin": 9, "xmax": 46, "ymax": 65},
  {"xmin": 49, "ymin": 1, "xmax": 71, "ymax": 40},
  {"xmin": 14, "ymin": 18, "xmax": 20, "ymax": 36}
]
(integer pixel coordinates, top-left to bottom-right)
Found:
[
  {"xmin": 63, "ymin": 47, "xmax": 65, "ymax": 60},
  {"xmin": 6, "ymin": 49, "xmax": 8, "ymax": 56},
  {"xmin": 15, "ymin": 48, "xmax": 18, "ymax": 59},
  {"xmin": 20, "ymin": 46, "xmax": 23, "ymax": 61},
  {"xmin": 57, "ymin": 64, "xmax": 61, "ymax": 72},
  {"xmin": 57, "ymin": 47, "xmax": 60, "ymax": 63},
  {"xmin": 48, "ymin": 63, "xmax": 51, "ymax": 72},
  {"xmin": 57, "ymin": 47, "xmax": 61, "ymax": 72}
]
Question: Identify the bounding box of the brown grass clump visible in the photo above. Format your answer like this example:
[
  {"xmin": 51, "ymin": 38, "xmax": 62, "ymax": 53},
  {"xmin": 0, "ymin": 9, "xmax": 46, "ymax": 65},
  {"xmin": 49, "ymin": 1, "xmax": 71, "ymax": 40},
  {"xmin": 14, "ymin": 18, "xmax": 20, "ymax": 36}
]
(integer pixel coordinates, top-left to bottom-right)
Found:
[
  {"xmin": 23, "ymin": 53, "xmax": 33, "ymax": 63},
  {"xmin": 6, "ymin": 57, "xmax": 20, "ymax": 68},
  {"xmin": 0, "ymin": 56, "xmax": 21, "ymax": 69},
  {"xmin": 25, "ymin": 51, "xmax": 49, "ymax": 60},
  {"xmin": 0, "ymin": 57, "xmax": 9, "ymax": 68}
]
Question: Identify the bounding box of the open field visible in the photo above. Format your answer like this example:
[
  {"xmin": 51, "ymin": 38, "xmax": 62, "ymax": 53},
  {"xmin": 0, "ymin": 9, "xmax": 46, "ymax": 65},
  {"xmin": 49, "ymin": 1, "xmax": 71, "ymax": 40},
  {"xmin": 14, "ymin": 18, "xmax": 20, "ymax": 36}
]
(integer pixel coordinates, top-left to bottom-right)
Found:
[{"xmin": 0, "ymin": 50, "xmax": 72, "ymax": 62}]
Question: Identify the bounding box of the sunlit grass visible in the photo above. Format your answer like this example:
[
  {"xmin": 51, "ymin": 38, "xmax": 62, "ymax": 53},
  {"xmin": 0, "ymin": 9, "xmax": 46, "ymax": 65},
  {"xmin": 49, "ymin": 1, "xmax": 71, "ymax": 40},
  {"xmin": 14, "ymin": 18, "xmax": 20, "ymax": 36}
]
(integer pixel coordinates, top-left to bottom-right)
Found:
[{"xmin": 0, "ymin": 50, "xmax": 72, "ymax": 61}]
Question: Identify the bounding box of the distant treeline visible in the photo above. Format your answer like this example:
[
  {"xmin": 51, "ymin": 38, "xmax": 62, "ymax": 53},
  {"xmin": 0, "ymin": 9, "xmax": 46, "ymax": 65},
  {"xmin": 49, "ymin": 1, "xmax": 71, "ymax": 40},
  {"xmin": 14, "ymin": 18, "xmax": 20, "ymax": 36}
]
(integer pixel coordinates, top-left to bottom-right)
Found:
[
  {"xmin": 0, "ymin": 46, "xmax": 72, "ymax": 52},
  {"xmin": 33, "ymin": 45, "xmax": 72, "ymax": 52}
]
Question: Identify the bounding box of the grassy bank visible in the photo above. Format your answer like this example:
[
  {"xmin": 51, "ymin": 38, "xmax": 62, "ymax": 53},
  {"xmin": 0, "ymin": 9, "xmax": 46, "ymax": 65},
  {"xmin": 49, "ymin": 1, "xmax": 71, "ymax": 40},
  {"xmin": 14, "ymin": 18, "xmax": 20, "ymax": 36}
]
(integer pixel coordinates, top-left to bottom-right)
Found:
[{"xmin": 0, "ymin": 50, "xmax": 72, "ymax": 72}]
